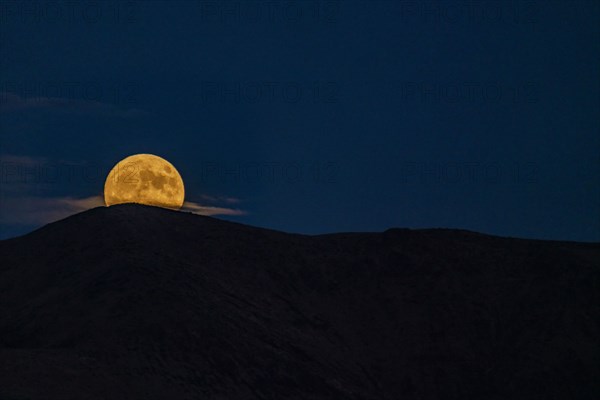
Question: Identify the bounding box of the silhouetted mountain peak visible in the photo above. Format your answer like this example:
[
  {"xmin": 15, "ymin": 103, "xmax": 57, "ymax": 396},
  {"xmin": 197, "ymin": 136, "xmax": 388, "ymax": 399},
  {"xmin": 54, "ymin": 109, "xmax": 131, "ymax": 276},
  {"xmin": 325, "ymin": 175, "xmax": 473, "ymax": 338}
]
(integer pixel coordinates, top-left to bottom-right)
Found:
[{"xmin": 1, "ymin": 205, "xmax": 598, "ymax": 399}]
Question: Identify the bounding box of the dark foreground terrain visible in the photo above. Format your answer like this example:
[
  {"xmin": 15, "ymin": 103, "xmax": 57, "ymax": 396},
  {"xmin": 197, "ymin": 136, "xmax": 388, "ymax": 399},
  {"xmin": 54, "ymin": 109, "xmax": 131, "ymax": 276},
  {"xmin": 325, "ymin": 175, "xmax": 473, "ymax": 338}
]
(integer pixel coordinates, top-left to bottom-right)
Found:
[{"xmin": 0, "ymin": 204, "xmax": 598, "ymax": 399}]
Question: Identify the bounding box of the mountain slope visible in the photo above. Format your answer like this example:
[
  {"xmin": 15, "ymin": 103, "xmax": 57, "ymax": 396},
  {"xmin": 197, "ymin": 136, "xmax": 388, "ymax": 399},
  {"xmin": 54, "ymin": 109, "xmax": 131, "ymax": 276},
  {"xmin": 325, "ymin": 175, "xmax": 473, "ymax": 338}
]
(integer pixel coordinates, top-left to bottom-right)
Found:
[{"xmin": 0, "ymin": 204, "xmax": 598, "ymax": 399}]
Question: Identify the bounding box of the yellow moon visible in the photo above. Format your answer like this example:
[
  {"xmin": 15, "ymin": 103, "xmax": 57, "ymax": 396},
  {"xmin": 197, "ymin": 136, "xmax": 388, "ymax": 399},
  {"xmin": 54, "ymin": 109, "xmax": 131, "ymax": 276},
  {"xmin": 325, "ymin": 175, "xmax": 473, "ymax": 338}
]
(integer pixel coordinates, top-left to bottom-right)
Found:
[{"xmin": 104, "ymin": 154, "xmax": 185, "ymax": 209}]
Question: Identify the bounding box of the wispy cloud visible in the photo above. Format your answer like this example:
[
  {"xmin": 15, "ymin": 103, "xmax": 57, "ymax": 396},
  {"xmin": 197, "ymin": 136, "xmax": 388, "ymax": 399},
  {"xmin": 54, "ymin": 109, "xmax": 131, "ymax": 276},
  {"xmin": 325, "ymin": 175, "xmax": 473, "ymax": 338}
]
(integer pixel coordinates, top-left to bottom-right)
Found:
[
  {"xmin": 0, "ymin": 155, "xmax": 106, "ymax": 225},
  {"xmin": 0, "ymin": 153, "xmax": 46, "ymax": 166},
  {"xmin": 182, "ymin": 201, "xmax": 246, "ymax": 216},
  {"xmin": 197, "ymin": 194, "xmax": 242, "ymax": 205},
  {"xmin": 0, "ymin": 195, "xmax": 105, "ymax": 225},
  {"xmin": 0, "ymin": 92, "xmax": 146, "ymax": 117}
]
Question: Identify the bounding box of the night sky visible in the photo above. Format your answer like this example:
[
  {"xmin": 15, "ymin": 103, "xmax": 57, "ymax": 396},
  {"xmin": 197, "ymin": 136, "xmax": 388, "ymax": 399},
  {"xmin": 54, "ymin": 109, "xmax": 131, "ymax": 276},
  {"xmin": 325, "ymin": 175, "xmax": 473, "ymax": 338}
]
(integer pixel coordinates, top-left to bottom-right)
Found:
[{"xmin": 0, "ymin": 0, "xmax": 598, "ymax": 241}]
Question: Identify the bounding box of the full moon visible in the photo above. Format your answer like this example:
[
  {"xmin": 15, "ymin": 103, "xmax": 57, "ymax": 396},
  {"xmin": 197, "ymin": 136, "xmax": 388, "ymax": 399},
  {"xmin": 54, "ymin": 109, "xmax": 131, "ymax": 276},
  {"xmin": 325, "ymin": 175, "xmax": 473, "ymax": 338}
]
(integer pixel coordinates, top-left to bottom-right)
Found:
[{"xmin": 104, "ymin": 154, "xmax": 185, "ymax": 210}]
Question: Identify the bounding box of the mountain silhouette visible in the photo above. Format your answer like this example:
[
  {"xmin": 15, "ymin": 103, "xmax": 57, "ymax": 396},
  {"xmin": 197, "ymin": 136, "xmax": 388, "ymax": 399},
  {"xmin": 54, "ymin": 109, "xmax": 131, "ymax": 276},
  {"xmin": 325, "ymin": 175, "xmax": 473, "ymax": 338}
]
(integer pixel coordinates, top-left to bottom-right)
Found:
[{"xmin": 0, "ymin": 204, "xmax": 598, "ymax": 399}]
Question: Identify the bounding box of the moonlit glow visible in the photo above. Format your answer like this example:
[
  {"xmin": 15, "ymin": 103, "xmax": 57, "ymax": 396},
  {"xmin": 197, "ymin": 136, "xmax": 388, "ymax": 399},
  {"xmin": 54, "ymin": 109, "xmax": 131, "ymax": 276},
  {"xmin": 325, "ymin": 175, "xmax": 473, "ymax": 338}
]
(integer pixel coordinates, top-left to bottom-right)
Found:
[{"xmin": 104, "ymin": 154, "xmax": 185, "ymax": 210}]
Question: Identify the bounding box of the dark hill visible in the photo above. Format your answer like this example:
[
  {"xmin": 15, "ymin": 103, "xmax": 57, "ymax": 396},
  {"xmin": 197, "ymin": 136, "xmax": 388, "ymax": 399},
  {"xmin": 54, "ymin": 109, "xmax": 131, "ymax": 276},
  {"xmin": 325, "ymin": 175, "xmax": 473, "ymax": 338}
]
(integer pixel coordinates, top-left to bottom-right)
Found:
[{"xmin": 0, "ymin": 204, "xmax": 598, "ymax": 399}]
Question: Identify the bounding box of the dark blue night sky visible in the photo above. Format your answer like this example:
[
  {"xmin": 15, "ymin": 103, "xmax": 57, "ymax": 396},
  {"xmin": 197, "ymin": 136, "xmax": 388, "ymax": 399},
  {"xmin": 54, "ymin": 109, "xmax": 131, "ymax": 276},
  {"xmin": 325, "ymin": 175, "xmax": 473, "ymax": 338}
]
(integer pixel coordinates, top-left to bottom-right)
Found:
[{"xmin": 1, "ymin": 0, "xmax": 598, "ymax": 241}]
